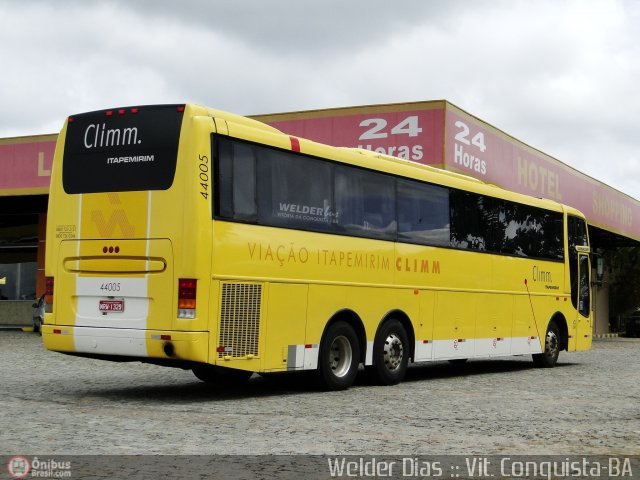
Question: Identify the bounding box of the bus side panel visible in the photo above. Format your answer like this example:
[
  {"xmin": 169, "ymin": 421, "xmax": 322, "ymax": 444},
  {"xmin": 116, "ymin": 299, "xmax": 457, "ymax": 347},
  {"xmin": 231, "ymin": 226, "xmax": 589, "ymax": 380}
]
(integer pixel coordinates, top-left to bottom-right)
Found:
[
  {"xmin": 433, "ymin": 291, "xmax": 476, "ymax": 359},
  {"xmin": 512, "ymin": 296, "xmax": 543, "ymax": 354},
  {"xmin": 262, "ymin": 283, "xmax": 308, "ymax": 372},
  {"xmin": 414, "ymin": 289, "xmax": 436, "ymax": 362},
  {"xmin": 475, "ymin": 294, "xmax": 513, "ymax": 357}
]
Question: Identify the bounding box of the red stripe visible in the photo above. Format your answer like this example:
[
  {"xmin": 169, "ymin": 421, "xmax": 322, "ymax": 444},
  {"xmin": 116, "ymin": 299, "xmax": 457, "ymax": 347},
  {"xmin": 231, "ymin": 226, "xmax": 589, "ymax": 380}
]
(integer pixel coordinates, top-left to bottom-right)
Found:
[{"xmin": 290, "ymin": 136, "xmax": 301, "ymax": 152}]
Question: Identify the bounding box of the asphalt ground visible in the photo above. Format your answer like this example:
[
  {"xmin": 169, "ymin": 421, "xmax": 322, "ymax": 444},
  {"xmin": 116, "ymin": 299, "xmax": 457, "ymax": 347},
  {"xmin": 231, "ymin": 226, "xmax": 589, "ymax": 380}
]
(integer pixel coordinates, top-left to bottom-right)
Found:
[{"xmin": 1, "ymin": 331, "xmax": 638, "ymax": 456}]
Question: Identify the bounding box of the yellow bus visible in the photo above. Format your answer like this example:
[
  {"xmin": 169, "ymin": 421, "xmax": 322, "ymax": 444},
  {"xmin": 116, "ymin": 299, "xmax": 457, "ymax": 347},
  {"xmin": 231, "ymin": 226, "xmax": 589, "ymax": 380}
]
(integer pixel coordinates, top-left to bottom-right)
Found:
[{"xmin": 42, "ymin": 103, "xmax": 592, "ymax": 390}]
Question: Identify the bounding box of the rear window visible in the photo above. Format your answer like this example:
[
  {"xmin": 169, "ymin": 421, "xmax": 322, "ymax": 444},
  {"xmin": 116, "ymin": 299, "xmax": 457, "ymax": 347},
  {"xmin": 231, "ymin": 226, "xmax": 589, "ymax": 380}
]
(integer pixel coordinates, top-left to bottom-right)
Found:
[{"xmin": 62, "ymin": 105, "xmax": 184, "ymax": 194}]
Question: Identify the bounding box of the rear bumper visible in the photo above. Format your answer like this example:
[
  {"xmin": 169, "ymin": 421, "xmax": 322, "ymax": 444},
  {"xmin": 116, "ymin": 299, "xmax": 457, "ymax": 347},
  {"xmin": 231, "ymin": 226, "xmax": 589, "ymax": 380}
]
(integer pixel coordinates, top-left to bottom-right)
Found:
[{"xmin": 42, "ymin": 325, "xmax": 209, "ymax": 363}]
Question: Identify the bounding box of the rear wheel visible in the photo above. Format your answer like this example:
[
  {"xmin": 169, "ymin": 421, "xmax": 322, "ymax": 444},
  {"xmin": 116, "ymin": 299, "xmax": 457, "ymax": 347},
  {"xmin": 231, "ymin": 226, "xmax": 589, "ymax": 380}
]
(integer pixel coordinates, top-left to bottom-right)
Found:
[
  {"xmin": 370, "ymin": 319, "xmax": 409, "ymax": 385},
  {"xmin": 532, "ymin": 321, "xmax": 560, "ymax": 368},
  {"xmin": 318, "ymin": 321, "xmax": 360, "ymax": 391},
  {"xmin": 192, "ymin": 365, "xmax": 253, "ymax": 385}
]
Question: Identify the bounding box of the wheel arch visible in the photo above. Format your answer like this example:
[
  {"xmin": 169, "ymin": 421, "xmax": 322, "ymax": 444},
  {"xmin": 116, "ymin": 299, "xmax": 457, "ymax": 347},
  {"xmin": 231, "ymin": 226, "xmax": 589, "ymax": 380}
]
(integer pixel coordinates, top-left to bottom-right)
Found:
[
  {"xmin": 550, "ymin": 312, "xmax": 569, "ymax": 351},
  {"xmin": 321, "ymin": 309, "xmax": 367, "ymax": 365},
  {"xmin": 377, "ymin": 309, "xmax": 416, "ymax": 362}
]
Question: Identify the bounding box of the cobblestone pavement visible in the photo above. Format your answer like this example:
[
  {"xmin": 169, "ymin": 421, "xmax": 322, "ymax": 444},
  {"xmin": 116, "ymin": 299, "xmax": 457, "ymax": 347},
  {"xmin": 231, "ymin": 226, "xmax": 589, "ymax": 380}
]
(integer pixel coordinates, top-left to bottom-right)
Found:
[{"xmin": 1, "ymin": 331, "xmax": 638, "ymax": 456}]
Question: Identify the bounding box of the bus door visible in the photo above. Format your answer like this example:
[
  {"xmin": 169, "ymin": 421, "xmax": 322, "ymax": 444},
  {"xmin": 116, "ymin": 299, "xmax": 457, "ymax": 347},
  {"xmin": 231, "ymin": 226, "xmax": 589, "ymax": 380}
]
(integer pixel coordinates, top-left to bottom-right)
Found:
[{"xmin": 576, "ymin": 252, "xmax": 592, "ymax": 349}]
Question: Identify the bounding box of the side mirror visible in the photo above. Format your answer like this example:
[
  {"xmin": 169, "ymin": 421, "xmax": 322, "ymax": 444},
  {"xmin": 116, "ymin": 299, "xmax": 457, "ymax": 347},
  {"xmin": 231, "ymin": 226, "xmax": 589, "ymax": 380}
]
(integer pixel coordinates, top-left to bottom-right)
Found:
[
  {"xmin": 591, "ymin": 251, "xmax": 605, "ymax": 284},
  {"xmin": 596, "ymin": 256, "xmax": 604, "ymax": 282}
]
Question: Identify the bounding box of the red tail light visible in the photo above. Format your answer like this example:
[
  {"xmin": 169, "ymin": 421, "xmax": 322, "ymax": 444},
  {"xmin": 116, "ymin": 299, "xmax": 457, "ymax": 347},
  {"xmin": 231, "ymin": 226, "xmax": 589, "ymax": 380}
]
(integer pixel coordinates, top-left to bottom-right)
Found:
[
  {"xmin": 45, "ymin": 276, "xmax": 54, "ymax": 305},
  {"xmin": 178, "ymin": 278, "xmax": 197, "ymax": 319}
]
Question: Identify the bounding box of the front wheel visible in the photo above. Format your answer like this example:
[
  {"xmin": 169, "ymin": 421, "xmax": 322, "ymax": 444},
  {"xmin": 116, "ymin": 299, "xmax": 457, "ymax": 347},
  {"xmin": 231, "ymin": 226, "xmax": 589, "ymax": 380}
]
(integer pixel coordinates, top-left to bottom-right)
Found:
[
  {"xmin": 318, "ymin": 321, "xmax": 360, "ymax": 391},
  {"xmin": 532, "ymin": 321, "xmax": 560, "ymax": 368},
  {"xmin": 369, "ymin": 319, "xmax": 409, "ymax": 385}
]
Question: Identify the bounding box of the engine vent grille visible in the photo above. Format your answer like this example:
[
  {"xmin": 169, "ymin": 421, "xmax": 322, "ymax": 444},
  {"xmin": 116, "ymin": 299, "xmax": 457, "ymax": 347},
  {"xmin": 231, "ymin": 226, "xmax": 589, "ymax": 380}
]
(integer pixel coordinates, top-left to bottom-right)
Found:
[{"xmin": 218, "ymin": 283, "xmax": 262, "ymax": 358}]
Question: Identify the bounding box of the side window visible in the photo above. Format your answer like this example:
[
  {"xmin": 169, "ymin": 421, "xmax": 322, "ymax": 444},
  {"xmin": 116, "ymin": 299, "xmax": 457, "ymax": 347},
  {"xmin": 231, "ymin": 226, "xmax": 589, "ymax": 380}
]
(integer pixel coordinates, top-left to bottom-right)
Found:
[
  {"xmin": 450, "ymin": 190, "xmax": 564, "ymax": 260},
  {"xmin": 397, "ymin": 179, "xmax": 449, "ymax": 246},
  {"xmin": 335, "ymin": 166, "xmax": 396, "ymax": 240},
  {"xmin": 501, "ymin": 205, "xmax": 563, "ymax": 260},
  {"xmin": 215, "ymin": 135, "xmax": 336, "ymax": 232},
  {"xmin": 257, "ymin": 149, "xmax": 334, "ymax": 231},
  {"xmin": 579, "ymin": 255, "xmax": 591, "ymax": 317},
  {"xmin": 568, "ymin": 215, "xmax": 589, "ymax": 309},
  {"xmin": 215, "ymin": 135, "xmax": 234, "ymax": 219},
  {"xmin": 568, "ymin": 215, "xmax": 588, "ymax": 248},
  {"xmin": 232, "ymin": 143, "xmax": 257, "ymax": 220},
  {"xmin": 450, "ymin": 190, "xmax": 488, "ymax": 251},
  {"xmin": 214, "ymin": 136, "xmax": 257, "ymax": 221}
]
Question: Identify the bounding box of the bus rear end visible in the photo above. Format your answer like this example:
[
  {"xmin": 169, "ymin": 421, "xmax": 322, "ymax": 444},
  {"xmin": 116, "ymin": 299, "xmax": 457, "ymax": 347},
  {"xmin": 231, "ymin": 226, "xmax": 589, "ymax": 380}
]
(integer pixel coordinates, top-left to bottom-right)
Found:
[{"xmin": 43, "ymin": 104, "xmax": 211, "ymax": 365}]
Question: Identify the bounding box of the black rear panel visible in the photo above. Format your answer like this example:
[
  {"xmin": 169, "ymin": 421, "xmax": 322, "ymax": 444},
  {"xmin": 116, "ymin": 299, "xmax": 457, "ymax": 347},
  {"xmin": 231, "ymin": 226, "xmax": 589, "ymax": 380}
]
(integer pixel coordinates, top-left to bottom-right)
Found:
[{"xmin": 63, "ymin": 104, "xmax": 185, "ymax": 194}]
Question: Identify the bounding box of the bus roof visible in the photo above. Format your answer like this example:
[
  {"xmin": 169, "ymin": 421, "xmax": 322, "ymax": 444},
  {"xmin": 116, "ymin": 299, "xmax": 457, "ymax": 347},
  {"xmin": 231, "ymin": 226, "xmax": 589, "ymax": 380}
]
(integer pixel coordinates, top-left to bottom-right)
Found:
[{"xmin": 198, "ymin": 104, "xmax": 578, "ymax": 218}]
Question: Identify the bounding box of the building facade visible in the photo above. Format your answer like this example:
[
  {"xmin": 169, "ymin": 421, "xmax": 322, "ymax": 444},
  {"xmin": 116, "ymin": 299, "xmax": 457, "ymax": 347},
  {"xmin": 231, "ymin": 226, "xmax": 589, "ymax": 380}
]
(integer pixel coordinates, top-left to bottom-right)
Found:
[{"xmin": 1, "ymin": 101, "xmax": 636, "ymax": 332}]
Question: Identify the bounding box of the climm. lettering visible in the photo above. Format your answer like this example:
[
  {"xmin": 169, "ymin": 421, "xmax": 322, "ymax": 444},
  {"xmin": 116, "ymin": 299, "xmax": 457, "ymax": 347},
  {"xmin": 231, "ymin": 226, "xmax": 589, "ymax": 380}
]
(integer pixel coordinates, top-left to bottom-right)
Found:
[
  {"xmin": 83, "ymin": 123, "xmax": 141, "ymax": 148},
  {"xmin": 396, "ymin": 257, "xmax": 441, "ymax": 274}
]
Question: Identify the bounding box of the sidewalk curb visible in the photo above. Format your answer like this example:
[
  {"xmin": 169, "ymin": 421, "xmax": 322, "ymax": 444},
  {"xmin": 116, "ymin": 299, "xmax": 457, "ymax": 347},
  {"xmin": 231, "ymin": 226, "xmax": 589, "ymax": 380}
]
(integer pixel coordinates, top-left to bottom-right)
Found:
[
  {"xmin": 593, "ymin": 333, "xmax": 619, "ymax": 339},
  {"xmin": 0, "ymin": 326, "xmax": 32, "ymax": 332}
]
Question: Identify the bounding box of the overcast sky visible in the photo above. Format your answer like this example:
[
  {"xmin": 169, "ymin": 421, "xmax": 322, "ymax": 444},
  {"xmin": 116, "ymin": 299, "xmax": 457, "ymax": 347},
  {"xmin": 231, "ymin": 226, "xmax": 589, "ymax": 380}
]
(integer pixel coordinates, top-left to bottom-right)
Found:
[{"xmin": 1, "ymin": 0, "xmax": 639, "ymax": 198}]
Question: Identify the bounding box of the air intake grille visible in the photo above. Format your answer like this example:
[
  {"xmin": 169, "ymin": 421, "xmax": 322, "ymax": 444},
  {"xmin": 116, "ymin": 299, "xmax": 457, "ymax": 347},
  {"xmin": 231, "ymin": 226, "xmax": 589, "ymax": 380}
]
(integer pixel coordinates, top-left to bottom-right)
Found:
[{"xmin": 218, "ymin": 283, "xmax": 262, "ymax": 358}]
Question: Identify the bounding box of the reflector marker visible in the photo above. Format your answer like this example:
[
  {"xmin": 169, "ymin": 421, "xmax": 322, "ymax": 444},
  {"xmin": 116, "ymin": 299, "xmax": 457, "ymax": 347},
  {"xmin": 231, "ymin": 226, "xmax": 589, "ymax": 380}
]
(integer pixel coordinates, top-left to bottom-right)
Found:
[
  {"xmin": 290, "ymin": 136, "xmax": 301, "ymax": 152},
  {"xmin": 151, "ymin": 334, "xmax": 172, "ymax": 341}
]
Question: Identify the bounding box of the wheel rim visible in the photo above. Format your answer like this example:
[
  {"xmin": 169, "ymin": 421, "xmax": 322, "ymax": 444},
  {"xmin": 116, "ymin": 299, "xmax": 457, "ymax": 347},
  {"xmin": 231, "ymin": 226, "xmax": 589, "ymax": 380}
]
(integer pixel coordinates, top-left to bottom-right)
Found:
[
  {"xmin": 383, "ymin": 333, "xmax": 404, "ymax": 371},
  {"xmin": 545, "ymin": 329, "xmax": 559, "ymax": 358},
  {"xmin": 329, "ymin": 335, "xmax": 353, "ymax": 378}
]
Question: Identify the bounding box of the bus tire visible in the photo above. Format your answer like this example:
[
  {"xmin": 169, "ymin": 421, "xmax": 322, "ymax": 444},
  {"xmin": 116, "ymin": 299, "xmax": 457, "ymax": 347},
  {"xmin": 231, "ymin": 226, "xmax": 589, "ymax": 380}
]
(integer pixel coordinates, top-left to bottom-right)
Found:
[
  {"xmin": 370, "ymin": 319, "xmax": 409, "ymax": 386},
  {"xmin": 532, "ymin": 321, "xmax": 560, "ymax": 368},
  {"xmin": 318, "ymin": 321, "xmax": 360, "ymax": 391},
  {"xmin": 192, "ymin": 365, "xmax": 252, "ymax": 385}
]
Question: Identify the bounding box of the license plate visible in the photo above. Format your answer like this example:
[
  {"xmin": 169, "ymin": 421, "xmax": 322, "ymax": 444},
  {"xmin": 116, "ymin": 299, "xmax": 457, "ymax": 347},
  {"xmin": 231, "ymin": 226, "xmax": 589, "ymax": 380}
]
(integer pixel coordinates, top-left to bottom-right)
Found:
[{"xmin": 99, "ymin": 299, "xmax": 125, "ymax": 312}]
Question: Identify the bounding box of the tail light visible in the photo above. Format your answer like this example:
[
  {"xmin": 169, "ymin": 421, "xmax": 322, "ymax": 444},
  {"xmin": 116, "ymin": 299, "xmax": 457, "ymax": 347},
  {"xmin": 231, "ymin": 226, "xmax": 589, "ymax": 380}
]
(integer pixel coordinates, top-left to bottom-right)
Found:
[
  {"xmin": 45, "ymin": 276, "xmax": 54, "ymax": 306},
  {"xmin": 178, "ymin": 278, "xmax": 197, "ymax": 319}
]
